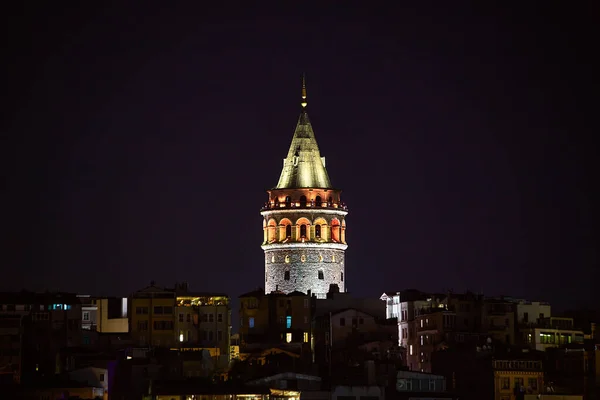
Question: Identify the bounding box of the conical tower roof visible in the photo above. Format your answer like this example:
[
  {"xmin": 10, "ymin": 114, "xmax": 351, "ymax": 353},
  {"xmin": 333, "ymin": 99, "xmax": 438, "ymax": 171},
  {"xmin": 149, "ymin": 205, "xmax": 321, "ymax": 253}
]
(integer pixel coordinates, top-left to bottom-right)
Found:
[{"xmin": 274, "ymin": 77, "xmax": 333, "ymax": 189}]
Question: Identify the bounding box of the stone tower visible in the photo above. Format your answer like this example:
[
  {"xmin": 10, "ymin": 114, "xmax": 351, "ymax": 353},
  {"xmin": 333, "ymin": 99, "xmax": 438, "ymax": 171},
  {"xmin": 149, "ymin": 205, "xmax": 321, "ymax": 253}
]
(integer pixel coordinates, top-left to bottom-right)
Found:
[{"xmin": 261, "ymin": 76, "xmax": 348, "ymax": 298}]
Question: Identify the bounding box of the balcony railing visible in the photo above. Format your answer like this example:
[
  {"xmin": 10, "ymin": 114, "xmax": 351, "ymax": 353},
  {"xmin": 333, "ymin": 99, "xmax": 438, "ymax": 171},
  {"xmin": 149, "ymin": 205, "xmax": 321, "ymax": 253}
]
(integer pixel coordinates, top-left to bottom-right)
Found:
[{"xmin": 261, "ymin": 201, "xmax": 348, "ymax": 212}]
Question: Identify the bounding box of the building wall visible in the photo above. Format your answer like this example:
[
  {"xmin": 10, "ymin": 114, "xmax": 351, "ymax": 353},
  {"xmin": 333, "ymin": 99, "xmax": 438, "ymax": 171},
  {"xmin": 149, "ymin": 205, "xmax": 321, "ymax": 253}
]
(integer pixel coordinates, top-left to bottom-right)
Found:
[
  {"xmin": 69, "ymin": 366, "xmax": 108, "ymax": 395},
  {"xmin": 516, "ymin": 301, "xmax": 551, "ymax": 324},
  {"xmin": 330, "ymin": 309, "xmax": 378, "ymax": 344},
  {"xmin": 265, "ymin": 246, "xmax": 346, "ymax": 297},
  {"xmin": 239, "ymin": 292, "xmax": 311, "ymax": 350},
  {"xmin": 409, "ymin": 310, "xmax": 456, "ymax": 372},
  {"xmin": 493, "ymin": 359, "xmax": 543, "ymax": 400},
  {"xmin": 97, "ymin": 298, "xmax": 128, "ymax": 333},
  {"xmin": 524, "ymin": 328, "xmax": 585, "ymax": 351},
  {"xmin": 130, "ymin": 295, "xmax": 176, "ymax": 347}
]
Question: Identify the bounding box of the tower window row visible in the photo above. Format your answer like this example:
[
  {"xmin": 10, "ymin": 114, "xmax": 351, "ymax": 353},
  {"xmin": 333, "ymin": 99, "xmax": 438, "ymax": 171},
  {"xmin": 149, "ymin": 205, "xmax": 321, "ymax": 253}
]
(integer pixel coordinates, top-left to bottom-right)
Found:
[
  {"xmin": 264, "ymin": 219, "xmax": 346, "ymax": 244},
  {"xmin": 262, "ymin": 195, "xmax": 348, "ymax": 211},
  {"xmin": 283, "ymin": 270, "xmax": 344, "ymax": 281},
  {"xmin": 271, "ymin": 253, "xmax": 341, "ymax": 264}
]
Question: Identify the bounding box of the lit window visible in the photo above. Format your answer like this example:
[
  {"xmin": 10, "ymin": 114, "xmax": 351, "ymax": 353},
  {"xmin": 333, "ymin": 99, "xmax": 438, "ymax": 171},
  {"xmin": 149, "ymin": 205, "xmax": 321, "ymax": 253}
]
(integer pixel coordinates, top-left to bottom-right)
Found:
[
  {"xmin": 285, "ymin": 255, "xmax": 290, "ymax": 263},
  {"xmin": 409, "ymin": 344, "xmax": 413, "ymax": 355},
  {"xmin": 179, "ymin": 333, "xmax": 184, "ymax": 342},
  {"xmin": 301, "ymin": 255, "xmax": 306, "ymax": 262},
  {"xmin": 249, "ymin": 317, "xmax": 255, "ymax": 328},
  {"xmin": 286, "ymin": 333, "xmax": 292, "ymax": 343},
  {"xmin": 286, "ymin": 316, "xmax": 292, "ymax": 329},
  {"xmin": 304, "ymin": 332, "xmax": 309, "ymax": 343}
]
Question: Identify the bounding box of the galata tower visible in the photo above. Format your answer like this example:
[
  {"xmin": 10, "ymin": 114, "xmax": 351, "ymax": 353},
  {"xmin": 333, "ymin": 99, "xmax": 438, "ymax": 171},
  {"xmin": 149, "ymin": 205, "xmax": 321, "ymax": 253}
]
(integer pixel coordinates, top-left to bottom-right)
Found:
[{"xmin": 261, "ymin": 76, "xmax": 348, "ymax": 298}]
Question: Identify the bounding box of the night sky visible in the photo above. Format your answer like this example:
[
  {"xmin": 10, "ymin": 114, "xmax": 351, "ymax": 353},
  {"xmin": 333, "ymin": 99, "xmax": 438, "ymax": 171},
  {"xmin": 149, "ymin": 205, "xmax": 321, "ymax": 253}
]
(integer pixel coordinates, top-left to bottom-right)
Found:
[{"xmin": 3, "ymin": 3, "xmax": 597, "ymax": 315}]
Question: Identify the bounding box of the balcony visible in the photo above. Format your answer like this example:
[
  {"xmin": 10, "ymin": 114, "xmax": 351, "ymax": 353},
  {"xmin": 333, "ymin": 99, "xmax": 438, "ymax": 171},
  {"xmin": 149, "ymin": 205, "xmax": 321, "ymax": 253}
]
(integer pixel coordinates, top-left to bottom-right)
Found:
[{"xmin": 261, "ymin": 201, "xmax": 348, "ymax": 212}]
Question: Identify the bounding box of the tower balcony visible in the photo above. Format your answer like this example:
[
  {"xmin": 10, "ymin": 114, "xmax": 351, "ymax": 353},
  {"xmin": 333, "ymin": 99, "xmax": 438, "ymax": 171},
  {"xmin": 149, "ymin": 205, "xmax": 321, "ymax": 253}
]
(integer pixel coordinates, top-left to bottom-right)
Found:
[{"xmin": 261, "ymin": 200, "xmax": 348, "ymax": 212}]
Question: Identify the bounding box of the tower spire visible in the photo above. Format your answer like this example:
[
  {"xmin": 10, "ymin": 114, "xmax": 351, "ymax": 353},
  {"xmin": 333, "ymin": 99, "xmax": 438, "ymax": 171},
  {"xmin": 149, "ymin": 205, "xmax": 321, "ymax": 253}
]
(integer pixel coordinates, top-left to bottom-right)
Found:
[{"xmin": 301, "ymin": 73, "xmax": 307, "ymax": 109}]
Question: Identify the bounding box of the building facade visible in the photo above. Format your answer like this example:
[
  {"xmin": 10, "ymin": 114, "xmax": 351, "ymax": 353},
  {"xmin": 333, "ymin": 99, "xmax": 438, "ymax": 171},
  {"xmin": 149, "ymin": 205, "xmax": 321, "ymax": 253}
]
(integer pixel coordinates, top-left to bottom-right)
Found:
[
  {"xmin": 0, "ymin": 291, "xmax": 82, "ymax": 384},
  {"xmin": 129, "ymin": 282, "xmax": 231, "ymax": 368},
  {"xmin": 238, "ymin": 288, "xmax": 312, "ymax": 354},
  {"xmin": 78, "ymin": 295, "xmax": 128, "ymax": 333},
  {"xmin": 261, "ymin": 78, "xmax": 348, "ymax": 299}
]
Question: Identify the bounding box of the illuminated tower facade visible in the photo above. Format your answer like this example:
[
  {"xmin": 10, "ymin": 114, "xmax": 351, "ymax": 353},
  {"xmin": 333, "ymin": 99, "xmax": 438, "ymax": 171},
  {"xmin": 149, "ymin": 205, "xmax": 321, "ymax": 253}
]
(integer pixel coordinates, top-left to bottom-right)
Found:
[{"xmin": 261, "ymin": 77, "xmax": 348, "ymax": 298}]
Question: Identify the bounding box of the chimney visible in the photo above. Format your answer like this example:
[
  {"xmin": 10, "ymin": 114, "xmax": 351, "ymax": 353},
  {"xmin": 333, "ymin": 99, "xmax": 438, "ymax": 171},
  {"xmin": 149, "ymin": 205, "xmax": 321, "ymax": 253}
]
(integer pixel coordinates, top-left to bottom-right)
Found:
[{"xmin": 327, "ymin": 284, "xmax": 340, "ymax": 299}]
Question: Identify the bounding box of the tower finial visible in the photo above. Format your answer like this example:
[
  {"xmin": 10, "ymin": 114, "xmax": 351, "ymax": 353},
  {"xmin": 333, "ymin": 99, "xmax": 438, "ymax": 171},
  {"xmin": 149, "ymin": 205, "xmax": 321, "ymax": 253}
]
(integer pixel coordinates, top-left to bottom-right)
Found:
[{"xmin": 301, "ymin": 73, "xmax": 307, "ymax": 109}]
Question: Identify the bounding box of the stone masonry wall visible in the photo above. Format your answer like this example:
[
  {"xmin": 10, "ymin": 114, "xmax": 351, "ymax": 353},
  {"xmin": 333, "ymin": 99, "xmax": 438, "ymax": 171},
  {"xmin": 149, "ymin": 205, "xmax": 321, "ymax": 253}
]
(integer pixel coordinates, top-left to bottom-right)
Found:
[{"xmin": 264, "ymin": 246, "xmax": 345, "ymax": 298}]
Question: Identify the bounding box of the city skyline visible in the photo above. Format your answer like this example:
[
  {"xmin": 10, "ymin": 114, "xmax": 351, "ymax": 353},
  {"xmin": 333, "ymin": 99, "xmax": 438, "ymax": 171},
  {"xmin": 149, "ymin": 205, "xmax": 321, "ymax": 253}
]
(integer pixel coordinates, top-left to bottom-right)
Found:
[{"xmin": 3, "ymin": 3, "xmax": 596, "ymax": 312}]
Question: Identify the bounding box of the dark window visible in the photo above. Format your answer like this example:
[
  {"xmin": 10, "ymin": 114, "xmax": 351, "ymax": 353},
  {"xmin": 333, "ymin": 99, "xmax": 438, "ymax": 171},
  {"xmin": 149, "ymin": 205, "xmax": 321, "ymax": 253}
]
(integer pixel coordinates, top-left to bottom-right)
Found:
[
  {"xmin": 217, "ymin": 313, "xmax": 223, "ymax": 322},
  {"xmin": 100, "ymin": 373, "xmax": 105, "ymax": 382},
  {"xmin": 284, "ymin": 271, "xmax": 290, "ymax": 280},
  {"xmin": 300, "ymin": 195, "xmax": 307, "ymax": 207},
  {"xmin": 315, "ymin": 225, "xmax": 321, "ymax": 238},
  {"xmin": 285, "ymin": 196, "xmax": 291, "ymax": 207},
  {"xmin": 300, "ymin": 224, "xmax": 307, "ymax": 238},
  {"xmin": 341, "ymin": 272, "xmax": 344, "ymax": 281},
  {"xmin": 315, "ymin": 196, "xmax": 322, "ymax": 206},
  {"xmin": 318, "ymin": 270, "xmax": 324, "ymax": 280},
  {"xmin": 179, "ymin": 314, "xmax": 184, "ymax": 322},
  {"xmin": 153, "ymin": 306, "xmax": 162, "ymax": 314},
  {"xmin": 328, "ymin": 196, "xmax": 333, "ymax": 206},
  {"xmin": 340, "ymin": 317, "xmax": 346, "ymax": 326},
  {"xmin": 186, "ymin": 314, "xmax": 191, "ymax": 322},
  {"xmin": 285, "ymin": 225, "xmax": 292, "ymax": 238}
]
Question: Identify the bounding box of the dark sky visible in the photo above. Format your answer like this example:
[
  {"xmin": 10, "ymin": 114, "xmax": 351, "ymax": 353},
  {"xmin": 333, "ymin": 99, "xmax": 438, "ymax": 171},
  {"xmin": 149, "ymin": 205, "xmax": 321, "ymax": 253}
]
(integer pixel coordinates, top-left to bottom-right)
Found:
[{"xmin": 2, "ymin": 3, "xmax": 597, "ymax": 314}]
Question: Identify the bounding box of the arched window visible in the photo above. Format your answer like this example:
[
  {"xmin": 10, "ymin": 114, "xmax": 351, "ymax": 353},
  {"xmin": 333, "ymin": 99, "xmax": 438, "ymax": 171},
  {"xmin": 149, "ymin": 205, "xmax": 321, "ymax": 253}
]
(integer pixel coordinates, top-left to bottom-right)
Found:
[
  {"xmin": 300, "ymin": 195, "xmax": 307, "ymax": 207},
  {"xmin": 315, "ymin": 225, "xmax": 321, "ymax": 238},
  {"xmin": 274, "ymin": 198, "xmax": 279, "ymax": 207},
  {"xmin": 285, "ymin": 196, "xmax": 292, "ymax": 207},
  {"xmin": 284, "ymin": 271, "xmax": 290, "ymax": 281},
  {"xmin": 315, "ymin": 196, "xmax": 322, "ymax": 207},
  {"xmin": 328, "ymin": 196, "xmax": 333, "ymax": 206},
  {"xmin": 285, "ymin": 225, "xmax": 292, "ymax": 238},
  {"xmin": 300, "ymin": 224, "xmax": 307, "ymax": 238},
  {"xmin": 318, "ymin": 270, "xmax": 324, "ymax": 280},
  {"xmin": 341, "ymin": 272, "xmax": 344, "ymax": 281}
]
